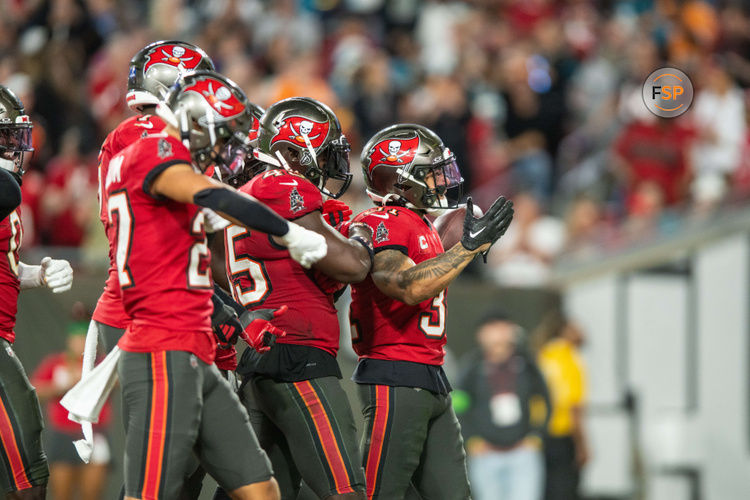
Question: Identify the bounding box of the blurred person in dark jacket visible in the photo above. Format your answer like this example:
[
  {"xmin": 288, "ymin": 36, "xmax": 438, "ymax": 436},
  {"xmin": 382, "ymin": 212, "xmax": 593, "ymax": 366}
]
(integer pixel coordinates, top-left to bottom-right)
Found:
[{"xmin": 455, "ymin": 311, "xmax": 550, "ymax": 500}]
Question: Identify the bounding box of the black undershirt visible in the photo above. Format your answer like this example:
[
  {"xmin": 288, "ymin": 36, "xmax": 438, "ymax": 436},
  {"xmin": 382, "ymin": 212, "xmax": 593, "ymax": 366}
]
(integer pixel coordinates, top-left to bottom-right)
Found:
[
  {"xmin": 237, "ymin": 342, "xmax": 341, "ymax": 382},
  {"xmin": 352, "ymin": 358, "xmax": 452, "ymax": 395}
]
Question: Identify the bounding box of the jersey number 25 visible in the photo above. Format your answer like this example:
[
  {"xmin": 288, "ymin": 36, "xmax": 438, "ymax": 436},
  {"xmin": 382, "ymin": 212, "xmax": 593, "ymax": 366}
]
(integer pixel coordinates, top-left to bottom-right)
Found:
[{"xmin": 225, "ymin": 225, "xmax": 271, "ymax": 307}]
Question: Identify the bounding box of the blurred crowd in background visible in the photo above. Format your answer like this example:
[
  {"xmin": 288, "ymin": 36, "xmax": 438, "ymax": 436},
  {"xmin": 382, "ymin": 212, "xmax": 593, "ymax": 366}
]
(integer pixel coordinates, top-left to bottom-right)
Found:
[{"xmin": 2, "ymin": 0, "xmax": 750, "ymax": 288}]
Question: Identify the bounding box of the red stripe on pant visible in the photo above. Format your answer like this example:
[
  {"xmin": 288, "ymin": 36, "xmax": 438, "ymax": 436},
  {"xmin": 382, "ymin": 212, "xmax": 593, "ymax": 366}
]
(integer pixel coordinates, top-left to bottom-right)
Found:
[
  {"xmin": 365, "ymin": 385, "xmax": 390, "ymax": 499},
  {"xmin": 0, "ymin": 395, "xmax": 32, "ymax": 490},
  {"xmin": 292, "ymin": 381, "xmax": 354, "ymax": 494},
  {"xmin": 141, "ymin": 352, "xmax": 169, "ymax": 500}
]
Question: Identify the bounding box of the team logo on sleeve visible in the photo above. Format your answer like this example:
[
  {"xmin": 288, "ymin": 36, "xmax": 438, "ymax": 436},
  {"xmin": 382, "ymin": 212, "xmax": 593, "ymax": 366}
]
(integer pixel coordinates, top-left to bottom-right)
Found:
[
  {"xmin": 375, "ymin": 221, "xmax": 389, "ymax": 243},
  {"xmin": 184, "ymin": 78, "xmax": 246, "ymax": 119},
  {"xmin": 290, "ymin": 187, "xmax": 305, "ymax": 213},
  {"xmin": 143, "ymin": 44, "xmax": 205, "ymax": 72},
  {"xmin": 157, "ymin": 138, "xmax": 173, "ymax": 159},
  {"xmin": 366, "ymin": 135, "xmax": 420, "ymax": 171},
  {"xmin": 270, "ymin": 116, "xmax": 329, "ymax": 150}
]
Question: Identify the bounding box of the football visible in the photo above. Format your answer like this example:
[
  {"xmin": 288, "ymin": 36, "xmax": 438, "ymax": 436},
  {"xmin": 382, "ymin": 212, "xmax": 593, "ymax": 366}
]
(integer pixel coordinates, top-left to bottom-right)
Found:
[{"xmin": 433, "ymin": 203, "xmax": 483, "ymax": 249}]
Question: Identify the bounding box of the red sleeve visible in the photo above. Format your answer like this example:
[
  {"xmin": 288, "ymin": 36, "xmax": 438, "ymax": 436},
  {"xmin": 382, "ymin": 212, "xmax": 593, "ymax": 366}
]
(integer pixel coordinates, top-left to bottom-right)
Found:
[
  {"xmin": 354, "ymin": 209, "xmax": 413, "ymax": 256},
  {"xmin": 141, "ymin": 136, "xmax": 193, "ymax": 197},
  {"xmin": 244, "ymin": 170, "xmax": 322, "ymax": 220},
  {"xmin": 98, "ymin": 132, "xmax": 114, "ymax": 169}
]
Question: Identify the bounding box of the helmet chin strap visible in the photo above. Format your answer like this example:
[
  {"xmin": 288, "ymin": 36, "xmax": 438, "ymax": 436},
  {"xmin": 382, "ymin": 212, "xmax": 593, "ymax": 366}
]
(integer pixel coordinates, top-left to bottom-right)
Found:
[
  {"xmin": 425, "ymin": 206, "xmax": 450, "ymax": 216},
  {"xmin": 367, "ymin": 190, "xmax": 414, "ymax": 209},
  {"xmin": 205, "ymin": 111, "xmax": 217, "ymax": 148},
  {"xmin": 253, "ymin": 150, "xmax": 282, "ymax": 167},
  {"xmin": 274, "ymin": 151, "xmax": 292, "ymax": 172},
  {"xmin": 178, "ymin": 108, "xmax": 191, "ymax": 150},
  {"xmin": 300, "ymin": 132, "xmax": 325, "ymax": 190},
  {"xmin": 368, "ymin": 189, "xmax": 454, "ymax": 216}
]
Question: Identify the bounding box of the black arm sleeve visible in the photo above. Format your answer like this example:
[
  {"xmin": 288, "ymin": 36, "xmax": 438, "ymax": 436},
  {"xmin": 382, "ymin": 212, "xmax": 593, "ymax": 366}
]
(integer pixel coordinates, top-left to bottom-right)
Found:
[
  {"xmin": 213, "ymin": 283, "xmax": 246, "ymax": 316},
  {"xmin": 193, "ymin": 187, "xmax": 289, "ymax": 237},
  {"xmin": 0, "ymin": 169, "xmax": 22, "ymax": 221}
]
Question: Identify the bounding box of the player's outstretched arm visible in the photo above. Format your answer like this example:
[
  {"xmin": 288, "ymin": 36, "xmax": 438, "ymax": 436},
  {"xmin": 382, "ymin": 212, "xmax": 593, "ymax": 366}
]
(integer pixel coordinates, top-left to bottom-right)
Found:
[
  {"xmin": 150, "ymin": 163, "xmax": 327, "ymax": 268},
  {"xmin": 371, "ymin": 243, "xmax": 485, "ymax": 306},
  {"xmin": 292, "ymin": 211, "xmax": 373, "ymax": 283},
  {"xmin": 371, "ymin": 195, "xmax": 514, "ymax": 306},
  {"xmin": 0, "ymin": 167, "xmax": 21, "ymax": 221}
]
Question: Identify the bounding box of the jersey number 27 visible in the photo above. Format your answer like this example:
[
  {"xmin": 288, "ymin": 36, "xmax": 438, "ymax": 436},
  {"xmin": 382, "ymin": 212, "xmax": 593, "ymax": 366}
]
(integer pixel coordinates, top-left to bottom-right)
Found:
[{"xmin": 108, "ymin": 190, "xmax": 211, "ymax": 289}]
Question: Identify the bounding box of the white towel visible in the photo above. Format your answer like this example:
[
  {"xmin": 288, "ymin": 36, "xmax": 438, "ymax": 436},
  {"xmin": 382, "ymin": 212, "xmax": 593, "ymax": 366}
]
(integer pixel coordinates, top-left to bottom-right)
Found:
[
  {"xmin": 61, "ymin": 345, "xmax": 121, "ymax": 462},
  {"xmin": 70, "ymin": 320, "xmax": 100, "ymax": 462}
]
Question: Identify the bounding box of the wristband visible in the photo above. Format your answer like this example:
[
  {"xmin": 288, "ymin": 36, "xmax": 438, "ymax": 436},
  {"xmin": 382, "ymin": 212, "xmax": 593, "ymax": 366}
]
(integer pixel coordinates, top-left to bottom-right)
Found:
[{"xmin": 350, "ymin": 235, "xmax": 374, "ymax": 267}]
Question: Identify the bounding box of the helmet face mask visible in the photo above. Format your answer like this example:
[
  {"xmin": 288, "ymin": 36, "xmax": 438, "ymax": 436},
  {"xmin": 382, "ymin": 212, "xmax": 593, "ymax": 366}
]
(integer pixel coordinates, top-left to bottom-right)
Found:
[
  {"xmin": 362, "ymin": 124, "xmax": 464, "ymax": 212},
  {"xmin": 127, "ymin": 41, "xmax": 215, "ymax": 112},
  {"xmin": 257, "ymin": 97, "xmax": 352, "ymax": 199},
  {"xmin": 403, "ymin": 153, "xmax": 463, "ymax": 211},
  {"xmin": 212, "ymin": 130, "xmax": 251, "ymax": 179},
  {"xmin": 0, "ymin": 86, "xmax": 33, "ymax": 176}
]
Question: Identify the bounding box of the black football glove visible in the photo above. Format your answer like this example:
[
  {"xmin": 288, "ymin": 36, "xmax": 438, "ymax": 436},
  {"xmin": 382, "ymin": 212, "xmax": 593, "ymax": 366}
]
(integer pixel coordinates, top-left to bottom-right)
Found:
[
  {"xmin": 212, "ymin": 303, "xmax": 243, "ymax": 347},
  {"xmin": 460, "ymin": 196, "xmax": 514, "ymax": 259}
]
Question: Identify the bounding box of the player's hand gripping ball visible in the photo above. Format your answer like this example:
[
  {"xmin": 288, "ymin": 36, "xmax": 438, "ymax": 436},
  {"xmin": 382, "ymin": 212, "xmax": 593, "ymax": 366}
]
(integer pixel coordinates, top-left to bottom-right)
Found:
[{"xmin": 433, "ymin": 201, "xmax": 483, "ymax": 250}]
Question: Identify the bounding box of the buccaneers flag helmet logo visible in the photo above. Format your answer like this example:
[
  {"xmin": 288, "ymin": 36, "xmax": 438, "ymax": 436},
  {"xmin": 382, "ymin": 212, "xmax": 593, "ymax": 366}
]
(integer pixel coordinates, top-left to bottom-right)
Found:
[
  {"xmin": 143, "ymin": 44, "xmax": 205, "ymax": 72},
  {"xmin": 366, "ymin": 135, "xmax": 420, "ymax": 171},
  {"xmin": 270, "ymin": 116, "xmax": 330, "ymax": 150},
  {"xmin": 183, "ymin": 79, "xmax": 245, "ymax": 119}
]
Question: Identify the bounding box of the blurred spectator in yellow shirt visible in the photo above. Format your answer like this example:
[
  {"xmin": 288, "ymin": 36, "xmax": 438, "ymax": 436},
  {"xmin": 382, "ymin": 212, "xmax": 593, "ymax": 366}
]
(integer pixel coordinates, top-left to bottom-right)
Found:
[{"xmin": 534, "ymin": 310, "xmax": 589, "ymax": 500}]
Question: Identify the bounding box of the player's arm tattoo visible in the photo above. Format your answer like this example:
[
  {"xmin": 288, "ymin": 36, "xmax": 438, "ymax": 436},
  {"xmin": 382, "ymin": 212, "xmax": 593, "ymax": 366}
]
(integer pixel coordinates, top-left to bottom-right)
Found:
[{"xmin": 372, "ymin": 245, "xmax": 477, "ymax": 305}]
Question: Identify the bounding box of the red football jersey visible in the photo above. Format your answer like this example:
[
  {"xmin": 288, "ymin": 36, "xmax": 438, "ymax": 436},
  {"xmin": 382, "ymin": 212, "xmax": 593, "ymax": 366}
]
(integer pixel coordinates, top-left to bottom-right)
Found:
[
  {"xmin": 224, "ymin": 169, "xmax": 341, "ymax": 355},
  {"xmin": 106, "ymin": 133, "xmax": 215, "ymax": 363},
  {"xmin": 93, "ymin": 114, "xmax": 166, "ymax": 329},
  {"xmin": 0, "ymin": 210, "xmax": 23, "ymax": 344},
  {"xmin": 346, "ymin": 206, "xmax": 447, "ymax": 365}
]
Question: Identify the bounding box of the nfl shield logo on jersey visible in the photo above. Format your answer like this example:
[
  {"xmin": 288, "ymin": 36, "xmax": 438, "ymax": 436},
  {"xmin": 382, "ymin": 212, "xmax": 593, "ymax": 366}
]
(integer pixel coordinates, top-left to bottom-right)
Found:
[
  {"xmin": 290, "ymin": 187, "xmax": 305, "ymax": 213},
  {"xmin": 375, "ymin": 221, "xmax": 389, "ymax": 243},
  {"xmin": 157, "ymin": 138, "xmax": 173, "ymax": 159}
]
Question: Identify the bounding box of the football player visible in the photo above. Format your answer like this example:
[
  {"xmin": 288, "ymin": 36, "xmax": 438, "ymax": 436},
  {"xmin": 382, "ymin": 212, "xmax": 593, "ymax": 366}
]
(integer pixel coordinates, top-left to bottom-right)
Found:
[
  {"xmin": 344, "ymin": 124, "xmax": 514, "ymax": 499},
  {"xmin": 0, "ymin": 85, "xmax": 74, "ymax": 500},
  {"xmin": 207, "ymin": 100, "xmax": 270, "ymax": 378},
  {"xmin": 106, "ymin": 71, "xmax": 326, "ymax": 500},
  {"xmin": 94, "ymin": 40, "xmax": 215, "ymax": 353},
  {"xmin": 96, "ymin": 40, "xmax": 275, "ymax": 373},
  {"xmin": 219, "ymin": 97, "xmax": 372, "ymax": 500},
  {"xmin": 94, "ymin": 42, "xmax": 280, "ymax": 500}
]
